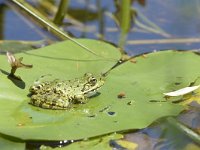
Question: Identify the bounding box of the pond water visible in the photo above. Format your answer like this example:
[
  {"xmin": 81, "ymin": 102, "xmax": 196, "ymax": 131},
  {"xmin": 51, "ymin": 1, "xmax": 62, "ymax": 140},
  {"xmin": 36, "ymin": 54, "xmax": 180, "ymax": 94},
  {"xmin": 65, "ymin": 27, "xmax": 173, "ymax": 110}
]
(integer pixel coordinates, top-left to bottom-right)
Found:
[
  {"xmin": 1, "ymin": 0, "xmax": 200, "ymax": 55},
  {"xmin": 0, "ymin": 0, "xmax": 199, "ymax": 149},
  {"xmin": 0, "ymin": 0, "xmax": 44, "ymax": 40}
]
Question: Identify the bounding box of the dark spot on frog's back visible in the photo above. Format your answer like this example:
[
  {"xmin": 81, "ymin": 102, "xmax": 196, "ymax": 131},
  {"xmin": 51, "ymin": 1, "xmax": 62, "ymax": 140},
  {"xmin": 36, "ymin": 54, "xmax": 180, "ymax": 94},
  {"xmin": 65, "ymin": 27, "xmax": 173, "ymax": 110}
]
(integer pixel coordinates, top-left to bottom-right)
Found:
[{"xmin": 57, "ymin": 83, "xmax": 62, "ymax": 87}]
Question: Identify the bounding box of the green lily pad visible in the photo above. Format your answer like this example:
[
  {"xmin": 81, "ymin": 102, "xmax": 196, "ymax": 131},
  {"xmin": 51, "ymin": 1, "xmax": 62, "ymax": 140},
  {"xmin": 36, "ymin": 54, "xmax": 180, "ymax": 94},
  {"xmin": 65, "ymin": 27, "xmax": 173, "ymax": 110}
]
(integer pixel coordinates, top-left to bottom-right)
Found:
[{"xmin": 0, "ymin": 40, "xmax": 186, "ymax": 141}]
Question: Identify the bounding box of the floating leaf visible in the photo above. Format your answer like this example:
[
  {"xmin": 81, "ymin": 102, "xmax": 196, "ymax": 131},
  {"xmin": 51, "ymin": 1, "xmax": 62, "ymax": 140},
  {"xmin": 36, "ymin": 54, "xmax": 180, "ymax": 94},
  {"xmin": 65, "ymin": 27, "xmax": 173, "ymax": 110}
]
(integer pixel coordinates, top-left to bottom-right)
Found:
[
  {"xmin": 0, "ymin": 41, "xmax": 187, "ymax": 141},
  {"xmin": 163, "ymin": 85, "xmax": 200, "ymax": 97}
]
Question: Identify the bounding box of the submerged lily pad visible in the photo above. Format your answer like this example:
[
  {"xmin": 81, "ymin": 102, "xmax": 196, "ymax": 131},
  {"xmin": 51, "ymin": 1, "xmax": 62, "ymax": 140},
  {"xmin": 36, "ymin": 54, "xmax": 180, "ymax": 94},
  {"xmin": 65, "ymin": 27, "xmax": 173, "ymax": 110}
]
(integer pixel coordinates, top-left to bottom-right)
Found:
[
  {"xmin": 0, "ymin": 40, "xmax": 47, "ymax": 54},
  {"xmin": 40, "ymin": 133, "xmax": 123, "ymax": 150},
  {"xmin": 0, "ymin": 134, "xmax": 25, "ymax": 150},
  {"xmin": 0, "ymin": 40, "xmax": 189, "ymax": 140}
]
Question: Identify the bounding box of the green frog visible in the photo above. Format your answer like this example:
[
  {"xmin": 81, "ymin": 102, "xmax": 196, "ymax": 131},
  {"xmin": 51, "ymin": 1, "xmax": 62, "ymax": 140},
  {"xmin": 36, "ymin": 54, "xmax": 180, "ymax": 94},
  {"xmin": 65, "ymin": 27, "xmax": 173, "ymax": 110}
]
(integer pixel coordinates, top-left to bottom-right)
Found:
[{"xmin": 29, "ymin": 73, "xmax": 104, "ymax": 110}]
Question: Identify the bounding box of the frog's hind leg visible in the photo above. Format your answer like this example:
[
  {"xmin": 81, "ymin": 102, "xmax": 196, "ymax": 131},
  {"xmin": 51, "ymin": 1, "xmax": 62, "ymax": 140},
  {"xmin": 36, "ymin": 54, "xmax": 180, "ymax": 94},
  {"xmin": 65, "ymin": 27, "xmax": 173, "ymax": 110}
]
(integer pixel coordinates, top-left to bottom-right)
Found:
[
  {"xmin": 29, "ymin": 94, "xmax": 45, "ymax": 107},
  {"xmin": 30, "ymin": 94, "xmax": 70, "ymax": 110},
  {"xmin": 73, "ymin": 94, "xmax": 88, "ymax": 104},
  {"xmin": 29, "ymin": 82, "xmax": 50, "ymax": 93},
  {"xmin": 29, "ymin": 74, "xmax": 52, "ymax": 93}
]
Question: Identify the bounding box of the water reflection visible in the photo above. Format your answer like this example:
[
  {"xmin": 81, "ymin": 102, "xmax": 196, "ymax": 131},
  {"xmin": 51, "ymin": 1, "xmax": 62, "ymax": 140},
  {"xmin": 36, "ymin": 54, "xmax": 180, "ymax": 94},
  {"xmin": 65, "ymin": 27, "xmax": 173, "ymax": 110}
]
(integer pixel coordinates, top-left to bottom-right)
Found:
[
  {"xmin": 0, "ymin": 2, "xmax": 50, "ymax": 40},
  {"xmin": 0, "ymin": 3, "xmax": 6, "ymax": 39},
  {"xmin": 1, "ymin": 0, "xmax": 200, "ymax": 55}
]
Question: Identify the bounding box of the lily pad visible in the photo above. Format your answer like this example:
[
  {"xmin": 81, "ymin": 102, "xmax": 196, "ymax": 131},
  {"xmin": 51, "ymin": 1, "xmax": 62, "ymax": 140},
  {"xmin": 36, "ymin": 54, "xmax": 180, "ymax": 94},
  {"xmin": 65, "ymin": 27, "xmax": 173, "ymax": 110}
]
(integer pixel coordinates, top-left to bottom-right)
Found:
[{"xmin": 0, "ymin": 40, "xmax": 187, "ymax": 140}]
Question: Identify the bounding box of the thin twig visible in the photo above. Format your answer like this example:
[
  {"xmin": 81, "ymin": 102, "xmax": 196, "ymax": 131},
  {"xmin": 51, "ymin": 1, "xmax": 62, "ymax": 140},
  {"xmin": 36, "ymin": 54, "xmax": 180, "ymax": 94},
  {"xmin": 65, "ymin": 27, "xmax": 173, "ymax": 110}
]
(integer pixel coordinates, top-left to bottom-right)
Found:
[{"xmin": 167, "ymin": 117, "xmax": 200, "ymax": 145}]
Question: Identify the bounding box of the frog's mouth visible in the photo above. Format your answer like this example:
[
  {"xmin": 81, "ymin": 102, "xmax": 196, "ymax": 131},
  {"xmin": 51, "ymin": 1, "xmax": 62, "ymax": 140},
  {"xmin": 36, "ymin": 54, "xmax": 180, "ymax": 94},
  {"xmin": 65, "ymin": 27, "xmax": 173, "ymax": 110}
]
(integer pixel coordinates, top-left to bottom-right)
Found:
[
  {"xmin": 84, "ymin": 80, "xmax": 104, "ymax": 97},
  {"xmin": 85, "ymin": 89, "xmax": 101, "ymax": 98}
]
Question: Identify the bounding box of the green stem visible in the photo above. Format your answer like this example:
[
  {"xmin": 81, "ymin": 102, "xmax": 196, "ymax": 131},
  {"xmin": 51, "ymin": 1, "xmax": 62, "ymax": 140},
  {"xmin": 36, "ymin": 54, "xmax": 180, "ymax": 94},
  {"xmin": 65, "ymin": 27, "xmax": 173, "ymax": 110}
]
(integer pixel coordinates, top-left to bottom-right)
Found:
[
  {"xmin": 118, "ymin": 0, "xmax": 131, "ymax": 53},
  {"xmin": 9, "ymin": 0, "xmax": 99, "ymax": 56},
  {"xmin": 96, "ymin": 0, "xmax": 105, "ymax": 40},
  {"xmin": 167, "ymin": 117, "xmax": 200, "ymax": 145},
  {"xmin": 53, "ymin": 0, "xmax": 69, "ymax": 25}
]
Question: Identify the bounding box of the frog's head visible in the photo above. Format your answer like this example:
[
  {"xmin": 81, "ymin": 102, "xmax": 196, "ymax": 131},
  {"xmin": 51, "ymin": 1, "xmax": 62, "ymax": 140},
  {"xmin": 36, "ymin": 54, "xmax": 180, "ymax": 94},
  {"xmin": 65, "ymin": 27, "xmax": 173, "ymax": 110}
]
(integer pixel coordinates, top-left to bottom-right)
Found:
[{"xmin": 82, "ymin": 73, "xmax": 104, "ymax": 96}]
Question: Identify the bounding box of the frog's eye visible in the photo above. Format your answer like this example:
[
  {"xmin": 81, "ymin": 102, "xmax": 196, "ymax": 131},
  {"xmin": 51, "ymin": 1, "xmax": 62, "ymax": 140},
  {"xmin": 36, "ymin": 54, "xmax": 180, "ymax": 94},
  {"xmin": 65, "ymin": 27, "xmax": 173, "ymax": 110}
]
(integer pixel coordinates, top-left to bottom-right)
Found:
[{"xmin": 89, "ymin": 77, "xmax": 97, "ymax": 85}]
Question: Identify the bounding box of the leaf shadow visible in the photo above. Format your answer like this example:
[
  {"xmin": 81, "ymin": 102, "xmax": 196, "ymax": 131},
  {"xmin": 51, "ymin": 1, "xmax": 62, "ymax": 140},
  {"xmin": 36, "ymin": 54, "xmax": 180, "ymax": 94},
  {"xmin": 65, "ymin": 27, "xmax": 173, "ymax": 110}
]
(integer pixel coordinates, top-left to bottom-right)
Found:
[{"xmin": 0, "ymin": 69, "xmax": 25, "ymax": 89}]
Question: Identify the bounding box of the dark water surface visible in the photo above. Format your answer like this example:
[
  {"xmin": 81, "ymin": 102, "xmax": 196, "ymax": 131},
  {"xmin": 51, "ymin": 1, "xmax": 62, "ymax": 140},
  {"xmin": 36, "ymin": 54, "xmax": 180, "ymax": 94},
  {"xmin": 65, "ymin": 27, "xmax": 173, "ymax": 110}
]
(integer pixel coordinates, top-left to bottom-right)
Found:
[{"xmin": 1, "ymin": 0, "xmax": 200, "ymax": 55}]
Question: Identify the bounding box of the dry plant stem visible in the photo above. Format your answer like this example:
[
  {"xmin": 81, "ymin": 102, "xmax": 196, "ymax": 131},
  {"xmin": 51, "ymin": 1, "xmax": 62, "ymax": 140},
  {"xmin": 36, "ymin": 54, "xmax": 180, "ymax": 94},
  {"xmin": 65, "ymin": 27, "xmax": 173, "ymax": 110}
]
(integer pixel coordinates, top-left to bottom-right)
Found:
[
  {"xmin": 134, "ymin": 19, "xmax": 170, "ymax": 38},
  {"xmin": 10, "ymin": 0, "xmax": 100, "ymax": 57},
  {"xmin": 0, "ymin": 40, "xmax": 47, "ymax": 45},
  {"xmin": 127, "ymin": 38, "xmax": 200, "ymax": 45},
  {"xmin": 134, "ymin": 8, "xmax": 170, "ymax": 38},
  {"xmin": 6, "ymin": 52, "xmax": 33, "ymax": 78}
]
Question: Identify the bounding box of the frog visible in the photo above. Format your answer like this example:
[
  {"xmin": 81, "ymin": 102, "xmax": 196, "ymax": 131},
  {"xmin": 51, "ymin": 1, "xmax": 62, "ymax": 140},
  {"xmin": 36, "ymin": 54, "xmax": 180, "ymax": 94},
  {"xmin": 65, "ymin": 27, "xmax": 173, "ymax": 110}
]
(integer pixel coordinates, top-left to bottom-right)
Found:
[{"xmin": 29, "ymin": 73, "xmax": 104, "ymax": 110}]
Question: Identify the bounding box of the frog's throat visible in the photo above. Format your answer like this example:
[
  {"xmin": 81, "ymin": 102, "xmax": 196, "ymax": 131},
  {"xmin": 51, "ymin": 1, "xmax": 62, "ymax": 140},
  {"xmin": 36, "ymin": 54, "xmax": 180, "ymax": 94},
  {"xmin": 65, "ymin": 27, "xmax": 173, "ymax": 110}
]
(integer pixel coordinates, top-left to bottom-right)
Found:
[{"xmin": 83, "ymin": 81, "xmax": 104, "ymax": 94}]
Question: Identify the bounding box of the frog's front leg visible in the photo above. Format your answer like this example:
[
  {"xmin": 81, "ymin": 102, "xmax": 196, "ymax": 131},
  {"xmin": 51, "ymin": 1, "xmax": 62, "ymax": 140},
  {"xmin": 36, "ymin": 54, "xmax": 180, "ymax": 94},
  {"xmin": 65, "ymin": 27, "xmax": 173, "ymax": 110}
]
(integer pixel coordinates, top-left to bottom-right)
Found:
[{"xmin": 74, "ymin": 94, "xmax": 88, "ymax": 104}]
